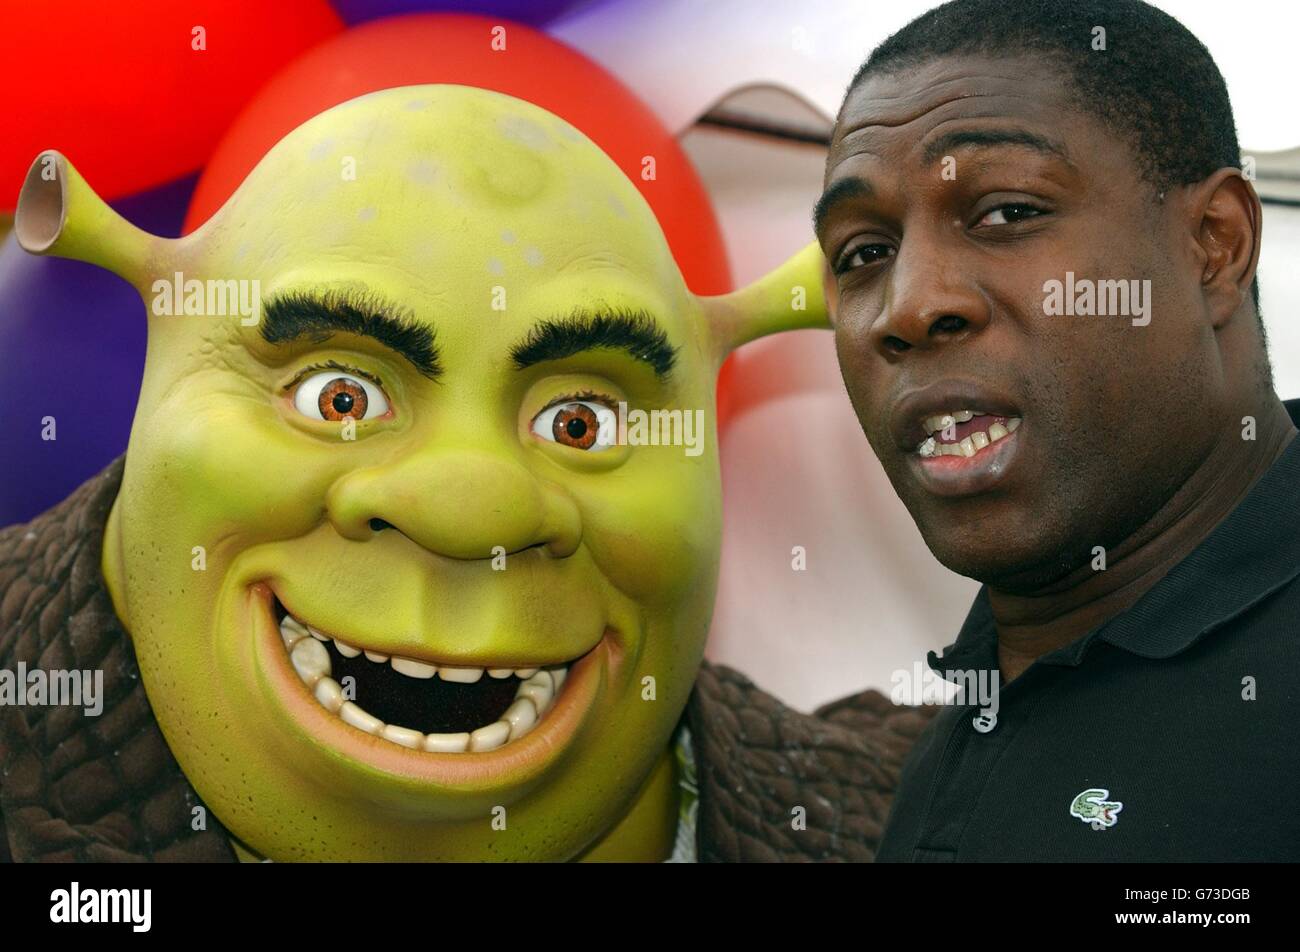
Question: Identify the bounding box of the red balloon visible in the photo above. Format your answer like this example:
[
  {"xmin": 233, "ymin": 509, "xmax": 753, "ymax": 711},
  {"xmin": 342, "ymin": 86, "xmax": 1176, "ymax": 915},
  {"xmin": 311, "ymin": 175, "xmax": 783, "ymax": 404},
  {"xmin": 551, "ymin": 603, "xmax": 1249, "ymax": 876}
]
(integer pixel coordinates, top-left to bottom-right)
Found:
[
  {"xmin": 184, "ymin": 13, "xmax": 731, "ymax": 296},
  {"xmin": 0, "ymin": 1, "xmax": 342, "ymax": 212}
]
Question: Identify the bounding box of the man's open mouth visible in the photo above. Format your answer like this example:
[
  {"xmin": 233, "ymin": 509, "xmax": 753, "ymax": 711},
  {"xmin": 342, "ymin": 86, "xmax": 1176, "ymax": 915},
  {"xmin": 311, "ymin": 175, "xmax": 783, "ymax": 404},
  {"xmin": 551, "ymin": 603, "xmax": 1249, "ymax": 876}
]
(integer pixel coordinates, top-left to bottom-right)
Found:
[
  {"xmin": 915, "ymin": 409, "xmax": 1022, "ymax": 459},
  {"xmin": 273, "ymin": 595, "xmax": 573, "ymax": 754}
]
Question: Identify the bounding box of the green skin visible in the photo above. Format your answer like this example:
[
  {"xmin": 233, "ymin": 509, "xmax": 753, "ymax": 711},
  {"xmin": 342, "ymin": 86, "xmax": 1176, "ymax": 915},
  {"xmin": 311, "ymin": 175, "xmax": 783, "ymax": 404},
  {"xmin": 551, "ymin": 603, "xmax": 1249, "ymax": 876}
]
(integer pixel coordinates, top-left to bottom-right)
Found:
[{"xmin": 18, "ymin": 85, "xmax": 826, "ymax": 861}]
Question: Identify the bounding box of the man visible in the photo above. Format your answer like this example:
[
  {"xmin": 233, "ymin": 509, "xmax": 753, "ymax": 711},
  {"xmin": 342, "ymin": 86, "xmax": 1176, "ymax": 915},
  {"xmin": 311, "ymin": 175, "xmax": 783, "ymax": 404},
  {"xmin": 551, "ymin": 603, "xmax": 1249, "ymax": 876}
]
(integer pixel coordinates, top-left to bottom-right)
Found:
[
  {"xmin": 0, "ymin": 85, "xmax": 932, "ymax": 862},
  {"xmin": 814, "ymin": 0, "xmax": 1299, "ymax": 860}
]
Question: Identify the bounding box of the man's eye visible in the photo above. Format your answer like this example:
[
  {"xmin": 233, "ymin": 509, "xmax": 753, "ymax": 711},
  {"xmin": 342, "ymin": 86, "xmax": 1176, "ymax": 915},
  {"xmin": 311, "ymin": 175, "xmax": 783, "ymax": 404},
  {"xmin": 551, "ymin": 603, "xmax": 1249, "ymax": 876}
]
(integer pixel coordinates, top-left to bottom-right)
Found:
[
  {"xmin": 531, "ymin": 400, "xmax": 617, "ymax": 452},
  {"xmin": 975, "ymin": 203, "xmax": 1045, "ymax": 227},
  {"xmin": 836, "ymin": 242, "xmax": 896, "ymax": 274},
  {"xmin": 292, "ymin": 372, "xmax": 390, "ymax": 422}
]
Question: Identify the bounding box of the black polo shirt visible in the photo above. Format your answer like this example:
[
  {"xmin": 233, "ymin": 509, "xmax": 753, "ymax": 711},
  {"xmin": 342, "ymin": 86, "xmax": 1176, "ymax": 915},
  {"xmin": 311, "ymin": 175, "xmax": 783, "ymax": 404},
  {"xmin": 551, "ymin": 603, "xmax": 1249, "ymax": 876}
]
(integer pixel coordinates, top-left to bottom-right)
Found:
[{"xmin": 876, "ymin": 398, "xmax": 1300, "ymax": 862}]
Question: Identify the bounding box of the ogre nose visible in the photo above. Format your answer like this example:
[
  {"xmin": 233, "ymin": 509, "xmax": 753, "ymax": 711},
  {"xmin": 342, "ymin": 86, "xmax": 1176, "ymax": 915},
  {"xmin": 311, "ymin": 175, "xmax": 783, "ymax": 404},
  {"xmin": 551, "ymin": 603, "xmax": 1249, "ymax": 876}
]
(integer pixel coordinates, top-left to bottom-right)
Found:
[{"xmin": 325, "ymin": 449, "xmax": 581, "ymax": 560}]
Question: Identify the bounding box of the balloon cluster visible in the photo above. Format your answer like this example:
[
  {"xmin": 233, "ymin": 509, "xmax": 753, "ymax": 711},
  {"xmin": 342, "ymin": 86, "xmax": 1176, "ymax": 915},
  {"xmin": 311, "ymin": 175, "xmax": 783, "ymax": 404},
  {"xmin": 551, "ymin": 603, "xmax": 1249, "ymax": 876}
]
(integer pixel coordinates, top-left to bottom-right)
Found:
[{"xmin": 1, "ymin": 2, "xmax": 728, "ymax": 526}]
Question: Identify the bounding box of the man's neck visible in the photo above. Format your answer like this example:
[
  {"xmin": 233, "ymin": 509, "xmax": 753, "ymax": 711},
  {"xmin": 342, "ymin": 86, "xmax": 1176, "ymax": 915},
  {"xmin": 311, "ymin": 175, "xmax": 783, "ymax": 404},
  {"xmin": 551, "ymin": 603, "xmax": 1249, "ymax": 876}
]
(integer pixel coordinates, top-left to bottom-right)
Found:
[{"xmin": 990, "ymin": 398, "xmax": 1297, "ymax": 683}]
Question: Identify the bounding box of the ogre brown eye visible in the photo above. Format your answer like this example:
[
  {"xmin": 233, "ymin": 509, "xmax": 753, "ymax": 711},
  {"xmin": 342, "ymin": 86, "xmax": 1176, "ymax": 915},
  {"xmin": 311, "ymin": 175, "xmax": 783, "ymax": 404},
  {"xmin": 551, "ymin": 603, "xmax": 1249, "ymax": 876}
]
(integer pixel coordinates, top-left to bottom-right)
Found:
[
  {"xmin": 318, "ymin": 377, "xmax": 367, "ymax": 421},
  {"xmin": 531, "ymin": 399, "xmax": 616, "ymax": 452},
  {"xmin": 292, "ymin": 371, "xmax": 389, "ymax": 421},
  {"xmin": 553, "ymin": 403, "xmax": 598, "ymax": 448}
]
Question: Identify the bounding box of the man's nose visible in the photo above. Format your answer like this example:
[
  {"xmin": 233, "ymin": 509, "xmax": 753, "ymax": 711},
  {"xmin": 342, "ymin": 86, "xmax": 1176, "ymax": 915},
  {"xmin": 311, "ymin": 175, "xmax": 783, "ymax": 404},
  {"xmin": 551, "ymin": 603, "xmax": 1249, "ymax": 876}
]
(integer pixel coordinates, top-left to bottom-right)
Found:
[
  {"xmin": 324, "ymin": 449, "xmax": 582, "ymax": 560},
  {"xmin": 868, "ymin": 239, "xmax": 992, "ymax": 357}
]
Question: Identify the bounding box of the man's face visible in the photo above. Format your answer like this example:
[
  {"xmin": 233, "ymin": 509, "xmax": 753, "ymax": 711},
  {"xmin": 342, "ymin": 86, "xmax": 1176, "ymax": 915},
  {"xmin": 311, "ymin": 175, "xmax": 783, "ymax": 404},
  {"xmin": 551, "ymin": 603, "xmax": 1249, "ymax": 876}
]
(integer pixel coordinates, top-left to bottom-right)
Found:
[
  {"xmin": 817, "ymin": 54, "xmax": 1228, "ymax": 590},
  {"xmin": 104, "ymin": 88, "xmax": 721, "ymax": 860}
]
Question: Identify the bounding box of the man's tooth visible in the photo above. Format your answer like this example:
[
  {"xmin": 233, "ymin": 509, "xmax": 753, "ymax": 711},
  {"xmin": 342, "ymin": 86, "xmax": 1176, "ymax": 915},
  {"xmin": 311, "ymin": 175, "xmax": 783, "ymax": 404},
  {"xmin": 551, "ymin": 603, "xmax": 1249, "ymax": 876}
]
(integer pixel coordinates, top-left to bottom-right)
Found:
[
  {"xmin": 381, "ymin": 724, "xmax": 425, "ymax": 749},
  {"xmin": 469, "ymin": 721, "xmax": 510, "ymax": 752},
  {"xmin": 335, "ymin": 640, "xmax": 362, "ymax": 658},
  {"xmin": 487, "ymin": 668, "xmax": 514, "ymax": 679},
  {"xmin": 313, "ymin": 676, "xmax": 344, "ymax": 713},
  {"xmin": 308, "ymin": 626, "xmax": 330, "ymax": 642},
  {"xmin": 424, "ymin": 732, "xmax": 471, "ymax": 753},
  {"xmin": 519, "ymin": 671, "xmax": 555, "ymax": 711},
  {"xmin": 953, "ymin": 410, "xmax": 974, "ymax": 422},
  {"xmin": 439, "ymin": 666, "xmax": 484, "ymax": 684},
  {"xmin": 291, "ymin": 638, "xmax": 330, "ymax": 686},
  {"xmin": 391, "ymin": 656, "xmax": 438, "ymax": 679},
  {"xmin": 364, "ymin": 650, "xmax": 389, "ymax": 663},
  {"xmin": 922, "ymin": 414, "xmax": 942, "ymax": 435},
  {"xmin": 940, "ymin": 442, "xmax": 963, "ymax": 457},
  {"xmin": 971, "ymin": 430, "xmax": 990, "ymax": 450},
  {"xmin": 1006, "ymin": 417, "xmax": 1022, "ymax": 432},
  {"xmin": 502, "ymin": 697, "xmax": 538, "ymax": 740},
  {"xmin": 280, "ymin": 620, "xmax": 308, "ymax": 651},
  {"xmin": 958, "ymin": 437, "xmax": 976, "ymax": 458},
  {"xmin": 938, "ymin": 414, "xmax": 956, "ymax": 432},
  {"xmin": 282, "ymin": 615, "xmax": 309, "ymax": 636},
  {"xmin": 515, "ymin": 667, "xmax": 539, "ymax": 679},
  {"xmin": 339, "ymin": 701, "xmax": 383, "ymax": 735},
  {"xmin": 988, "ymin": 422, "xmax": 1009, "ymax": 441},
  {"xmin": 917, "ymin": 436, "xmax": 937, "ymax": 457}
]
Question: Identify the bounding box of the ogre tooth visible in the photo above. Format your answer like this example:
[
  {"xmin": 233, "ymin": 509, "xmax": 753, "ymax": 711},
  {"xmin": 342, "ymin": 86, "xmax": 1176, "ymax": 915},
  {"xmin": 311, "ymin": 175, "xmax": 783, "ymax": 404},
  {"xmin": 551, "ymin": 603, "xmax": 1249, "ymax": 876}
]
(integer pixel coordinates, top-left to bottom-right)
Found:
[
  {"xmin": 469, "ymin": 721, "xmax": 510, "ymax": 752},
  {"xmin": 339, "ymin": 701, "xmax": 383, "ymax": 735},
  {"xmin": 313, "ymin": 676, "xmax": 344, "ymax": 713},
  {"xmin": 439, "ymin": 666, "xmax": 484, "ymax": 684},
  {"xmin": 503, "ymin": 698, "xmax": 538, "ymax": 740},
  {"xmin": 391, "ymin": 656, "xmax": 437, "ymax": 679},
  {"xmin": 518, "ymin": 671, "xmax": 555, "ymax": 712},
  {"xmin": 381, "ymin": 724, "xmax": 425, "ymax": 749},
  {"xmin": 424, "ymin": 732, "xmax": 470, "ymax": 753},
  {"xmin": 291, "ymin": 638, "xmax": 330, "ymax": 686}
]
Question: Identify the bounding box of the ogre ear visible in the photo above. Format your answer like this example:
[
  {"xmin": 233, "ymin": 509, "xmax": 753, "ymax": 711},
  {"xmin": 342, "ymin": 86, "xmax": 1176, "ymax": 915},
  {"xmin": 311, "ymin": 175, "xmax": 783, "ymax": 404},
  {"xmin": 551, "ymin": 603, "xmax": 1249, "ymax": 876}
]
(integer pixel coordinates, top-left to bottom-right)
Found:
[
  {"xmin": 699, "ymin": 241, "xmax": 830, "ymax": 365},
  {"xmin": 15, "ymin": 150, "xmax": 172, "ymax": 289}
]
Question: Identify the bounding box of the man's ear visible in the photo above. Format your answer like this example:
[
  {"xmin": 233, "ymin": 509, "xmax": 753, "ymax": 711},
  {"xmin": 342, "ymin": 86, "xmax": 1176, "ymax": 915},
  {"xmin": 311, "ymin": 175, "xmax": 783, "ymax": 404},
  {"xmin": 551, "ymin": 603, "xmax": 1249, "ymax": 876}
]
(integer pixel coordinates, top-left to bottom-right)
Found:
[
  {"xmin": 699, "ymin": 242, "xmax": 831, "ymax": 365},
  {"xmin": 1190, "ymin": 167, "xmax": 1262, "ymax": 329},
  {"xmin": 15, "ymin": 150, "xmax": 173, "ymax": 290}
]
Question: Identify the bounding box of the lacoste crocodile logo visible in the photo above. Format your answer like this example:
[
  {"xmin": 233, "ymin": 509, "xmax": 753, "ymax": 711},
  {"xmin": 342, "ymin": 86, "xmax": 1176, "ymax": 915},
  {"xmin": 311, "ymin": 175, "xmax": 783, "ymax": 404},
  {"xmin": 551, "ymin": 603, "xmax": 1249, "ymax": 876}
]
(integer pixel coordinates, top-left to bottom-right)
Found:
[{"xmin": 1070, "ymin": 788, "xmax": 1123, "ymax": 830}]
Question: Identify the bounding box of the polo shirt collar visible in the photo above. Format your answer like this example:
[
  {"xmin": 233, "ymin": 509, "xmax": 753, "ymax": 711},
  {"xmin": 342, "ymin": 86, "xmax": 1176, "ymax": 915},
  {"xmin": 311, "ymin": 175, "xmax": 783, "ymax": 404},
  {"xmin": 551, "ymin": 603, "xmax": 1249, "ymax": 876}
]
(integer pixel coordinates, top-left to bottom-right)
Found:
[{"xmin": 932, "ymin": 397, "xmax": 1300, "ymax": 675}]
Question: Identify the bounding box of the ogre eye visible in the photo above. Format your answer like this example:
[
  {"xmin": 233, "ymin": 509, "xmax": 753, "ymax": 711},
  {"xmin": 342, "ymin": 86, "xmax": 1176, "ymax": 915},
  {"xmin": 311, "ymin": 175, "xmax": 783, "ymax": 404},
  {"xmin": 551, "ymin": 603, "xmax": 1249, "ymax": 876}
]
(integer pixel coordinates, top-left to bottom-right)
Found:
[
  {"xmin": 292, "ymin": 372, "xmax": 390, "ymax": 422},
  {"xmin": 531, "ymin": 400, "xmax": 616, "ymax": 451}
]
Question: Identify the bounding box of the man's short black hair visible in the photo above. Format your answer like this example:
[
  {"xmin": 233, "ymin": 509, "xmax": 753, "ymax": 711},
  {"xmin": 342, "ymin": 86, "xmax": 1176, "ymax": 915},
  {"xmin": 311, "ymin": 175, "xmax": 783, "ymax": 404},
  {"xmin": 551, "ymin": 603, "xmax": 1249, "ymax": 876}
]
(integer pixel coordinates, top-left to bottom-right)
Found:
[{"xmin": 843, "ymin": 0, "xmax": 1262, "ymax": 316}]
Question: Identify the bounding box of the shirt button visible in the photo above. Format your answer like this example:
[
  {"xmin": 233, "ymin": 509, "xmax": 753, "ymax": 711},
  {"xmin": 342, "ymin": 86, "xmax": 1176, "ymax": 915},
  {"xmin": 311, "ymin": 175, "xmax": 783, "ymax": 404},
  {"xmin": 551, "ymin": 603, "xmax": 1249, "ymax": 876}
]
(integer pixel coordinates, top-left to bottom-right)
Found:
[{"xmin": 972, "ymin": 711, "xmax": 998, "ymax": 733}]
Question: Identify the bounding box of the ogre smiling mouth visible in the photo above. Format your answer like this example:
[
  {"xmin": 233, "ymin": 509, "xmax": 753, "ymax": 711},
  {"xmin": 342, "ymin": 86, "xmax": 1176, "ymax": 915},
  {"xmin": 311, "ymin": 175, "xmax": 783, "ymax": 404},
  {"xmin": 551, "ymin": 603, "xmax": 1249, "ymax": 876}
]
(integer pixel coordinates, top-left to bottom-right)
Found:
[{"xmin": 273, "ymin": 594, "xmax": 576, "ymax": 753}]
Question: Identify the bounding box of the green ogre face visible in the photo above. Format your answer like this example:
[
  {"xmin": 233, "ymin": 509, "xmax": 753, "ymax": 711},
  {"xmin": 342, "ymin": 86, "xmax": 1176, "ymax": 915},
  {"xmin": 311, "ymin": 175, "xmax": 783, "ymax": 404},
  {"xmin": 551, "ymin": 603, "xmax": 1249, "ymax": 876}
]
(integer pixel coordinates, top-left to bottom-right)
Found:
[{"xmin": 18, "ymin": 84, "xmax": 826, "ymax": 861}]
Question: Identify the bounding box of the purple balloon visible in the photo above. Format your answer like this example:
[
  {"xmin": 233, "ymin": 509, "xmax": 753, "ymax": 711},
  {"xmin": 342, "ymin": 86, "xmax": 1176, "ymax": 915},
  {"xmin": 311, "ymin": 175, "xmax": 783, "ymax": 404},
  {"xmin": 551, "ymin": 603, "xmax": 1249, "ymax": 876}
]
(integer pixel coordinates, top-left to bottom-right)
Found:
[
  {"xmin": 331, "ymin": 0, "xmax": 594, "ymax": 27},
  {"xmin": 0, "ymin": 174, "xmax": 196, "ymax": 528}
]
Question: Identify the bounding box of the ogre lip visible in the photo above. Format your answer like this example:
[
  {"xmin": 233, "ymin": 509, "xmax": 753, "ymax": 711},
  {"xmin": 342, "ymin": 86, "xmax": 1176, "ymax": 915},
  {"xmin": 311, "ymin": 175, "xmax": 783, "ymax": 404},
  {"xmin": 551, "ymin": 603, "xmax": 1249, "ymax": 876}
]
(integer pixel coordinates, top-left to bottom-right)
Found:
[{"xmin": 249, "ymin": 582, "xmax": 609, "ymax": 791}]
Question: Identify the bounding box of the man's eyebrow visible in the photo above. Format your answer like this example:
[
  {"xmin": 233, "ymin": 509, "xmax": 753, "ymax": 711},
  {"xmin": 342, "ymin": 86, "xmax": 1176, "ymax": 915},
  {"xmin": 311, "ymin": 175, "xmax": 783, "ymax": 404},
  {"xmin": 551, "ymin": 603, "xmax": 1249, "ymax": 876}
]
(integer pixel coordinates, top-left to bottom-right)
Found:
[
  {"xmin": 510, "ymin": 308, "xmax": 677, "ymax": 378},
  {"xmin": 260, "ymin": 289, "xmax": 442, "ymax": 379},
  {"xmin": 920, "ymin": 128, "xmax": 1072, "ymax": 166},
  {"xmin": 813, "ymin": 177, "xmax": 874, "ymax": 235}
]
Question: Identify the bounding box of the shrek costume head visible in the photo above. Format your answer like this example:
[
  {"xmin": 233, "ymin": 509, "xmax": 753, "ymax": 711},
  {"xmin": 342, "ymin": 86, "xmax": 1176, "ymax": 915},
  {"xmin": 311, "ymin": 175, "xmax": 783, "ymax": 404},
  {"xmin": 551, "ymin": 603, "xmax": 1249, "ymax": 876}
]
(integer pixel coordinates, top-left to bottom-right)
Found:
[{"xmin": 13, "ymin": 86, "xmax": 827, "ymax": 861}]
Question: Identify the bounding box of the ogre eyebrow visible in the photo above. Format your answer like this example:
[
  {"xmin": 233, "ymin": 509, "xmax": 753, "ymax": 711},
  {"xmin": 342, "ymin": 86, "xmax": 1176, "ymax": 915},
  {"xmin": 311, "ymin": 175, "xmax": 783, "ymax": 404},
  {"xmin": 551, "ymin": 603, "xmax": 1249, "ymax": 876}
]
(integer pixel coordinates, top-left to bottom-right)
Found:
[
  {"xmin": 260, "ymin": 289, "xmax": 442, "ymax": 379},
  {"xmin": 510, "ymin": 308, "xmax": 677, "ymax": 378}
]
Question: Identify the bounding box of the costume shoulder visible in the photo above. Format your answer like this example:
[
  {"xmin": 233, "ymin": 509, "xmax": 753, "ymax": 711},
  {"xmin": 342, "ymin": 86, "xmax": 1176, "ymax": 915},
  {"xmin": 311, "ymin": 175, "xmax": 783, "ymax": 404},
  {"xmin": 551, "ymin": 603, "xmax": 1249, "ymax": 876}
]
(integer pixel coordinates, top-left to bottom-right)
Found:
[
  {"xmin": 685, "ymin": 659, "xmax": 939, "ymax": 862},
  {"xmin": 0, "ymin": 458, "xmax": 235, "ymax": 862}
]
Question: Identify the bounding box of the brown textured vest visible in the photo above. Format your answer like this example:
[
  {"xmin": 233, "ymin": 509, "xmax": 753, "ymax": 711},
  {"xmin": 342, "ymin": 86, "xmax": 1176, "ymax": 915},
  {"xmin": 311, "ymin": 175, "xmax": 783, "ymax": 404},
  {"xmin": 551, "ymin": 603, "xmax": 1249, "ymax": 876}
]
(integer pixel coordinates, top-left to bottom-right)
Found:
[{"xmin": 0, "ymin": 458, "xmax": 936, "ymax": 862}]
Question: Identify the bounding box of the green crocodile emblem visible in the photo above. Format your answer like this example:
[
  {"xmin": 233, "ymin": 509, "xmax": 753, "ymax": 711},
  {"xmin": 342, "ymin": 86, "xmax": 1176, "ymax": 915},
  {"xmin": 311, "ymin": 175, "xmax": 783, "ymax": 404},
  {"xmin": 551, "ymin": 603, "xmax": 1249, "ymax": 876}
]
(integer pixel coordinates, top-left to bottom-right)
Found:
[{"xmin": 1070, "ymin": 788, "xmax": 1123, "ymax": 830}]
